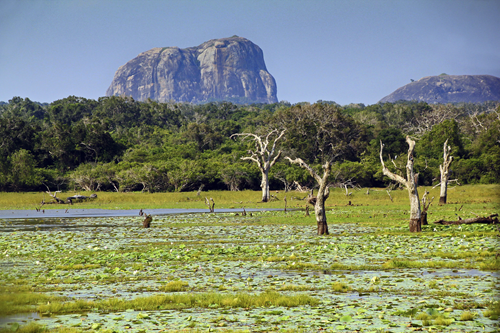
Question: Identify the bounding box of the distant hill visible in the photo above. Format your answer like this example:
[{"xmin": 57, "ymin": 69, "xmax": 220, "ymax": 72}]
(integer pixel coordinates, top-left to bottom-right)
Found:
[
  {"xmin": 379, "ymin": 74, "xmax": 500, "ymax": 104},
  {"xmin": 106, "ymin": 36, "xmax": 278, "ymax": 104}
]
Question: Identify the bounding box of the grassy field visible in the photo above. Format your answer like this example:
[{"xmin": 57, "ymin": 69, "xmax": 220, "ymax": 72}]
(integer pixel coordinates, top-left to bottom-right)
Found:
[
  {"xmin": 0, "ymin": 184, "xmax": 499, "ymax": 332},
  {"xmin": 0, "ymin": 184, "xmax": 498, "ymax": 211}
]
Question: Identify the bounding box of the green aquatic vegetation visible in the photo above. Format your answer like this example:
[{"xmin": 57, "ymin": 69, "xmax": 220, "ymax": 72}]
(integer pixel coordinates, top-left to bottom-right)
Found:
[
  {"xmin": 434, "ymin": 315, "xmax": 454, "ymax": 326},
  {"xmin": 0, "ymin": 322, "xmax": 82, "ymax": 333},
  {"xmin": 159, "ymin": 280, "xmax": 189, "ymax": 292},
  {"xmin": 428, "ymin": 280, "xmax": 438, "ymax": 289},
  {"xmin": 459, "ymin": 310, "xmax": 478, "ymax": 321},
  {"xmin": 278, "ymin": 284, "xmax": 312, "ymax": 291},
  {"xmin": 36, "ymin": 291, "xmax": 319, "ymax": 314},
  {"xmin": 331, "ymin": 281, "xmax": 351, "ymax": 292},
  {"xmin": 482, "ymin": 301, "xmax": 500, "ymax": 320},
  {"xmin": 0, "ymin": 290, "xmax": 66, "ymax": 315},
  {"xmin": 478, "ymin": 258, "xmax": 500, "ymax": 270},
  {"xmin": 416, "ymin": 308, "xmax": 454, "ymax": 326},
  {"xmin": 55, "ymin": 264, "xmax": 101, "ymax": 270},
  {"xmin": 1, "ymin": 187, "xmax": 499, "ymax": 332},
  {"xmin": 423, "ymin": 250, "xmax": 496, "ymax": 260},
  {"xmin": 382, "ymin": 259, "xmax": 472, "ymax": 269}
]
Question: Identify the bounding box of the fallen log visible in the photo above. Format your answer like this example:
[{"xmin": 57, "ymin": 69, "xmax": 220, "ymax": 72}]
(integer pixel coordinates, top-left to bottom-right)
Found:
[
  {"xmin": 433, "ymin": 214, "xmax": 498, "ymax": 225},
  {"xmin": 66, "ymin": 194, "xmax": 97, "ymax": 203}
]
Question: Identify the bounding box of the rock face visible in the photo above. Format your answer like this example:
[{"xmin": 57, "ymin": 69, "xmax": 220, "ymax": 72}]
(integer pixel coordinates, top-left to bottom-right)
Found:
[
  {"xmin": 379, "ymin": 75, "xmax": 500, "ymax": 104},
  {"xmin": 106, "ymin": 36, "xmax": 278, "ymax": 104}
]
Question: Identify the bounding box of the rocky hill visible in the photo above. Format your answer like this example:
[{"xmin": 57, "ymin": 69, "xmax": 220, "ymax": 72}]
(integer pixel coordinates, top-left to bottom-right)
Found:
[
  {"xmin": 379, "ymin": 74, "xmax": 500, "ymax": 104},
  {"xmin": 106, "ymin": 36, "xmax": 278, "ymax": 104}
]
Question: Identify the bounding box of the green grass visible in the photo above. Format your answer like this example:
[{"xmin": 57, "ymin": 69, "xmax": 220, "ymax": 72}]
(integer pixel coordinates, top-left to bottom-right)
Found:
[
  {"xmin": 2, "ymin": 184, "xmax": 498, "ymax": 211},
  {"xmin": 159, "ymin": 280, "xmax": 189, "ymax": 292},
  {"xmin": 35, "ymin": 291, "xmax": 319, "ymax": 315},
  {"xmin": 459, "ymin": 310, "xmax": 478, "ymax": 321},
  {"xmin": 0, "ymin": 290, "xmax": 67, "ymax": 316},
  {"xmin": 0, "ymin": 322, "xmax": 82, "ymax": 333}
]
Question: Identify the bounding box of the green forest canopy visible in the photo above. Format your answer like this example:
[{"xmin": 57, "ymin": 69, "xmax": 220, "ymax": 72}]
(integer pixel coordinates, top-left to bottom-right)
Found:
[{"xmin": 0, "ymin": 96, "xmax": 499, "ymax": 192}]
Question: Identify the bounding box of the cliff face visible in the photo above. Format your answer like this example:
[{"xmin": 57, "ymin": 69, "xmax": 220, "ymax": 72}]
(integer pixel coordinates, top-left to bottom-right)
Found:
[
  {"xmin": 379, "ymin": 75, "xmax": 500, "ymax": 104},
  {"xmin": 106, "ymin": 37, "xmax": 278, "ymax": 104}
]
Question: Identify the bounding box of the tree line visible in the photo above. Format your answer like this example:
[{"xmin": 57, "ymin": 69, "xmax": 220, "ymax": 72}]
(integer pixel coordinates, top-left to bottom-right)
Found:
[{"xmin": 0, "ymin": 96, "xmax": 498, "ymax": 193}]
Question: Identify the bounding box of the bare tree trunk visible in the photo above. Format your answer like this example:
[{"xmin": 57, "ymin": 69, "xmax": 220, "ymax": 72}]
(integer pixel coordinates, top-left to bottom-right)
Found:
[
  {"xmin": 315, "ymin": 185, "xmax": 330, "ymax": 235},
  {"xmin": 380, "ymin": 136, "xmax": 422, "ymax": 232},
  {"xmin": 205, "ymin": 197, "xmax": 215, "ymax": 213},
  {"xmin": 261, "ymin": 170, "xmax": 270, "ymax": 202},
  {"xmin": 408, "ymin": 189, "xmax": 421, "ymax": 232},
  {"xmin": 439, "ymin": 139, "xmax": 454, "ymax": 204},
  {"xmin": 420, "ymin": 190, "xmax": 434, "ymax": 226},
  {"xmin": 286, "ymin": 157, "xmax": 331, "ymax": 235}
]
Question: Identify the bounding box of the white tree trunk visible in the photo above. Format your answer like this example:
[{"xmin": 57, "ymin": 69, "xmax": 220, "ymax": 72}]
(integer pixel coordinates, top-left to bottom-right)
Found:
[
  {"xmin": 286, "ymin": 157, "xmax": 331, "ymax": 235},
  {"xmin": 439, "ymin": 139, "xmax": 453, "ymax": 204},
  {"xmin": 261, "ymin": 170, "xmax": 270, "ymax": 202},
  {"xmin": 439, "ymin": 179, "xmax": 448, "ymax": 204},
  {"xmin": 380, "ymin": 136, "xmax": 421, "ymax": 232},
  {"xmin": 315, "ymin": 185, "xmax": 330, "ymax": 235},
  {"xmin": 408, "ymin": 184, "xmax": 421, "ymax": 232}
]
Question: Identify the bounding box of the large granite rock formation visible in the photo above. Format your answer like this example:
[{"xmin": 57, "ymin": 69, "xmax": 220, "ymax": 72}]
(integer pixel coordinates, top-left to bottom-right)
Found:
[
  {"xmin": 379, "ymin": 74, "xmax": 500, "ymax": 104},
  {"xmin": 106, "ymin": 36, "xmax": 278, "ymax": 104}
]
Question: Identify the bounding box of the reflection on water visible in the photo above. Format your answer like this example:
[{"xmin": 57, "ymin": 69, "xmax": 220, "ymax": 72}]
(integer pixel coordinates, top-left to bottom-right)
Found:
[
  {"xmin": 0, "ymin": 312, "xmax": 41, "ymax": 325},
  {"xmin": 0, "ymin": 208, "xmax": 275, "ymax": 220},
  {"xmin": 0, "ymin": 217, "xmax": 116, "ymax": 232},
  {"xmin": 0, "ymin": 208, "xmax": 279, "ymax": 232}
]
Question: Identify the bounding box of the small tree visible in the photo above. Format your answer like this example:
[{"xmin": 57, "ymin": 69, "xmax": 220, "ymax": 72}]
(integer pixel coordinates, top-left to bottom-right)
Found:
[
  {"xmin": 380, "ymin": 136, "xmax": 421, "ymax": 232},
  {"xmin": 439, "ymin": 139, "xmax": 453, "ymax": 204},
  {"xmin": 231, "ymin": 129, "xmax": 285, "ymax": 202},
  {"xmin": 286, "ymin": 157, "xmax": 331, "ymax": 235}
]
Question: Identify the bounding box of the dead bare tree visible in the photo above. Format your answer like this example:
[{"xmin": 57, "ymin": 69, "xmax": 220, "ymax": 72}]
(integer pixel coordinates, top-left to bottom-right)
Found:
[
  {"xmin": 420, "ymin": 190, "xmax": 434, "ymax": 226},
  {"xmin": 286, "ymin": 157, "xmax": 331, "ymax": 235},
  {"xmin": 205, "ymin": 197, "xmax": 215, "ymax": 213},
  {"xmin": 380, "ymin": 136, "xmax": 422, "ymax": 232},
  {"xmin": 438, "ymin": 139, "xmax": 454, "ymax": 204},
  {"xmin": 43, "ymin": 184, "xmax": 66, "ymax": 204},
  {"xmin": 231, "ymin": 129, "xmax": 285, "ymax": 202},
  {"xmin": 404, "ymin": 104, "xmax": 461, "ymax": 136},
  {"xmin": 272, "ymin": 169, "xmax": 294, "ymax": 192},
  {"xmin": 434, "ymin": 213, "xmax": 498, "ymax": 226}
]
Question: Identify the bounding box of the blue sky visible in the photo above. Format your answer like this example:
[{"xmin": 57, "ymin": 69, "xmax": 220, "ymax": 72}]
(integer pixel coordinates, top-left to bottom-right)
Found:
[{"xmin": 1, "ymin": 0, "xmax": 499, "ymax": 105}]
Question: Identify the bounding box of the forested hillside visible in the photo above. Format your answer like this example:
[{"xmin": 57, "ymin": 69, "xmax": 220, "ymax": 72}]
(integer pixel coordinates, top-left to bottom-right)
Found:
[{"xmin": 0, "ymin": 96, "xmax": 498, "ymax": 192}]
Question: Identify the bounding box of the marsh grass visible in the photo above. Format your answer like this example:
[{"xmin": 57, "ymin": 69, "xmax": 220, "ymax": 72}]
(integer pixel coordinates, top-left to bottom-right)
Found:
[
  {"xmin": 416, "ymin": 311, "xmax": 453, "ymax": 327},
  {"xmin": 478, "ymin": 258, "xmax": 500, "ymax": 270},
  {"xmin": 159, "ymin": 280, "xmax": 189, "ymax": 292},
  {"xmin": 423, "ymin": 250, "xmax": 496, "ymax": 260},
  {"xmin": 483, "ymin": 302, "xmax": 500, "ymax": 320},
  {"xmin": 331, "ymin": 281, "xmax": 351, "ymax": 292},
  {"xmin": 55, "ymin": 264, "xmax": 101, "ymax": 270},
  {"xmin": 36, "ymin": 291, "xmax": 319, "ymax": 314},
  {"xmin": 0, "ymin": 290, "xmax": 66, "ymax": 315},
  {"xmin": 2, "ymin": 184, "xmax": 497, "ymax": 211},
  {"xmin": 278, "ymin": 284, "xmax": 312, "ymax": 291},
  {"xmin": 459, "ymin": 310, "xmax": 478, "ymax": 321},
  {"xmin": 0, "ymin": 322, "xmax": 82, "ymax": 333},
  {"xmin": 382, "ymin": 259, "xmax": 472, "ymax": 269}
]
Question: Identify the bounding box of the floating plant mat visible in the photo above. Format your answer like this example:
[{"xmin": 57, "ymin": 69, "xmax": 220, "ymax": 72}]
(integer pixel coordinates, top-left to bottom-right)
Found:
[{"xmin": 1, "ymin": 211, "xmax": 499, "ymax": 332}]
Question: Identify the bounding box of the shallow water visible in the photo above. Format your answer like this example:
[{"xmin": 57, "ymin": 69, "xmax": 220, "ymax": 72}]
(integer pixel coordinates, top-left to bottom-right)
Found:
[
  {"xmin": 0, "ymin": 313, "xmax": 41, "ymax": 325},
  {"xmin": 0, "ymin": 208, "xmax": 280, "ymax": 232},
  {"xmin": 0, "ymin": 208, "xmax": 276, "ymax": 220}
]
